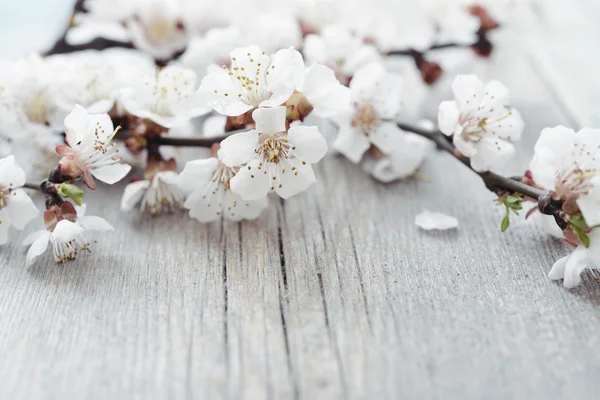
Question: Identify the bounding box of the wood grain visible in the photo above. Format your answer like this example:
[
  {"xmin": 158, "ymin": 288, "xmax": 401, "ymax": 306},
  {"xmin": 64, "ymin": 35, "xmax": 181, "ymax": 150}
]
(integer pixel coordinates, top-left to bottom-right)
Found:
[{"xmin": 2, "ymin": 3, "xmax": 600, "ymax": 399}]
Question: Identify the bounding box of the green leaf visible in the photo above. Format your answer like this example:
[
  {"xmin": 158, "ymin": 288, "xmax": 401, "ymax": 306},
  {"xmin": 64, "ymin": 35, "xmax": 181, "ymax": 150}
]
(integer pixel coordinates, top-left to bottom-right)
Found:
[
  {"xmin": 505, "ymin": 195, "xmax": 521, "ymax": 204},
  {"xmin": 501, "ymin": 213, "xmax": 510, "ymax": 232}
]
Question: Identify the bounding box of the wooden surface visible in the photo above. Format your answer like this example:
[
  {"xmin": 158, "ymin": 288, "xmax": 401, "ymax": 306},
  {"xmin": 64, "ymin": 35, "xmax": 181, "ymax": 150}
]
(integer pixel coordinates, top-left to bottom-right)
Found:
[{"xmin": 2, "ymin": 2, "xmax": 600, "ymax": 399}]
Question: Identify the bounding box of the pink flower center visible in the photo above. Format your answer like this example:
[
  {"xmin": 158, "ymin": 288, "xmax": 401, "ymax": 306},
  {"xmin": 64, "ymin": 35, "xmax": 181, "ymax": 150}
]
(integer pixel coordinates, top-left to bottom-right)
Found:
[{"xmin": 352, "ymin": 103, "xmax": 379, "ymax": 135}]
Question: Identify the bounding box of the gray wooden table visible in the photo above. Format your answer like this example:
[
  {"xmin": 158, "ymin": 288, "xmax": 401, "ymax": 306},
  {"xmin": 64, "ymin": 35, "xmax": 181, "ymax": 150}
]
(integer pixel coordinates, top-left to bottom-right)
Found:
[{"xmin": 2, "ymin": 1, "xmax": 600, "ymax": 399}]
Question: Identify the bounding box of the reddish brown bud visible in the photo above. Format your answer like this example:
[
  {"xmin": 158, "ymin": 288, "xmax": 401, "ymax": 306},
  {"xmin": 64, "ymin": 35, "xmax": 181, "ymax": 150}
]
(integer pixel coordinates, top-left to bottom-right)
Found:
[
  {"xmin": 124, "ymin": 134, "xmax": 147, "ymax": 155},
  {"xmin": 225, "ymin": 110, "xmax": 254, "ymax": 131},
  {"xmin": 468, "ymin": 5, "xmax": 500, "ymax": 34},
  {"xmin": 471, "ymin": 35, "xmax": 493, "ymax": 58},
  {"xmin": 367, "ymin": 145, "xmax": 387, "ymax": 160},
  {"xmin": 285, "ymin": 92, "xmax": 314, "ymax": 122},
  {"xmin": 418, "ymin": 60, "xmax": 443, "ymax": 85}
]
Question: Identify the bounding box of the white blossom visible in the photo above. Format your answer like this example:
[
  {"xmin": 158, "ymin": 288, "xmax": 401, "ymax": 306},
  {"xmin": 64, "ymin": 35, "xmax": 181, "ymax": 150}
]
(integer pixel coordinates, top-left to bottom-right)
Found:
[
  {"xmin": 121, "ymin": 171, "xmax": 185, "ymax": 215},
  {"xmin": 548, "ymin": 232, "xmax": 600, "ymax": 289},
  {"xmin": 333, "ymin": 62, "xmax": 405, "ymax": 164},
  {"xmin": 120, "ymin": 65, "xmax": 209, "ymax": 128},
  {"xmin": 438, "ymin": 74, "xmax": 524, "ymax": 172},
  {"xmin": 24, "ymin": 205, "xmax": 113, "ymax": 266},
  {"xmin": 66, "ymin": 13, "xmax": 130, "ymax": 46},
  {"xmin": 126, "ymin": 0, "xmax": 188, "ymax": 60},
  {"xmin": 303, "ymin": 25, "xmax": 381, "ymax": 84},
  {"xmin": 0, "ymin": 155, "xmax": 39, "ymax": 245},
  {"xmin": 178, "ymin": 26, "xmax": 243, "ymax": 78},
  {"xmin": 219, "ymin": 106, "xmax": 328, "ymax": 200},
  {"xmin": 56, "ymin": 105, "xmax": 131, "ymax": 189},
  {"xmin": 177, "ymin": 156, "xmax": 268, "ymax": 222},
  {"xmin": 198, "ymin": 45, "xmax": 305, "ymax": 116},
  {"xmin": 295, "ymin": 63, "xmax": 351, "ymax": 119},
  {"xmin": 530, "ymin": 126, "xmax": 600, "ymax": 227},
  {"xmin": 361, "ymin": 132, "xmax": 432, "ymax": 182}
]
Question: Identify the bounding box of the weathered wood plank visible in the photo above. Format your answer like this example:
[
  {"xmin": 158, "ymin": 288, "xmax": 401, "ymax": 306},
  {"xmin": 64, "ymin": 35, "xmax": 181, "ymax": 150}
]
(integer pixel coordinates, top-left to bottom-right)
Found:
[{"xmin": 2, "ymin": 4, "xmax": 600, "ymax": 398}]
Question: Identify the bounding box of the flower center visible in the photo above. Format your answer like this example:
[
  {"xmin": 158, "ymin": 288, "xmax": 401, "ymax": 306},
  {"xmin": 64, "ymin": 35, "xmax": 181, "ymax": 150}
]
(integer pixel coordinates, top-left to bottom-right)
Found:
[
  {"xmin": 24, "ymin": 92, "xmax": 48, "ymax": 124},
  {"xmin": 146, "ymin": 19, "xmax": 180, "ymax": 45},
  {"xmin": 555, "ymin": 166, "xmax": 600, "ymax": 201},
  {"xmin": 0, "ymin": 185, "xmax": 8, "ymax": 209},
  {"xmin": 53, "ymin": 237, "xmax": 91, "ymax": 264},
  {"xmin": 257, "ymin": 133, "xmax": 290, "ymax": 164},
  {"xmin": 219, "ymin": 51, "xmax": 272, "ymax": 107},
  {"xmin": 141, "ymin": 174, "xmax": 185, "ymax": 215},
  {"xmin": 458, "ymin": 109, "xmax": 514, "ymax": 143},
  {"xmin": 352, "ymin": 103, "xmax": 379, "ymax": 134}
]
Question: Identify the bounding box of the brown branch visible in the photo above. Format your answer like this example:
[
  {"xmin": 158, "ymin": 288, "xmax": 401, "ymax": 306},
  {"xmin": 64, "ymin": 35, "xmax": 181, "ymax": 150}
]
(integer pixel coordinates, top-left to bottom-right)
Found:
[{"xmin": 396, "ymin": 122, "xmax": 565, "ymax": 226}]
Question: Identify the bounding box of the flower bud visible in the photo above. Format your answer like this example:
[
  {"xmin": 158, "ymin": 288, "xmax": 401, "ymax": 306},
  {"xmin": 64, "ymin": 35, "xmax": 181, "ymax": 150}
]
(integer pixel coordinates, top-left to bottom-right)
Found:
[
  {"xmin": 468, "ymin": 5, "xmax": 500, "ymax": 34},
  {"xmin": 58, "ymin": 155, "xmax": 84, "ymax": 181},
  {"xmin": 285, "ymin": 92, "xmax": 314, "ymax": 122},
  {"xmin": 417, "ymin": 60, "xmax": 443, "ymax": 85}
]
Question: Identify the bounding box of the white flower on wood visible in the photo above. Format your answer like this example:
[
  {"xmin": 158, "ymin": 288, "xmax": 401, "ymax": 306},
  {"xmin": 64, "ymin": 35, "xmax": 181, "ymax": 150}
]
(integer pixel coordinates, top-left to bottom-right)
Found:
[
  {"xmin": 0, "ymin": 155, "xmax": 39, "ymax": 245},
  {"xmin": 438, "ymin": 75, "xmax": 524, "ymax": 172},
  {"xmin": 219, "ymin": 106, "xmax": 328, "ymax": 200},
  {"xmin": 333, "ymin": 62, "xmax": 405, "ymax": 164},
  {"xmin": 24, "ymin": 203, "xmax": 113, "ymax": 266},
  {"xmin": 56, "ymin": 105, "xmax": 131, "ymax": 189},
  {"xmin": 177, "ymin": 156, "xmax": 268, "ymax": 222},
  {"xmin": 120, "ymin": 65, "xmax": 209, "ymax": 128}
]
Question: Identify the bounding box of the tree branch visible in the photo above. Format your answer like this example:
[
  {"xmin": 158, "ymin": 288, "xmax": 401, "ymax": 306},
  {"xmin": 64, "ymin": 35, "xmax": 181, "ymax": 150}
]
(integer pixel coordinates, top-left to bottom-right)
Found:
[{"xmin": 396, "ymin": 122, "xmax": 564, "ymax": 223}]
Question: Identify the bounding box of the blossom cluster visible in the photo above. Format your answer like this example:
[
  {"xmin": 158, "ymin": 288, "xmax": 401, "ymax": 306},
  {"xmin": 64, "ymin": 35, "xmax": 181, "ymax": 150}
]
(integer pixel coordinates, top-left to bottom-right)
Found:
[{"xmin": 2, "ymin": 0, "xmax": 598, "ymax": 290}]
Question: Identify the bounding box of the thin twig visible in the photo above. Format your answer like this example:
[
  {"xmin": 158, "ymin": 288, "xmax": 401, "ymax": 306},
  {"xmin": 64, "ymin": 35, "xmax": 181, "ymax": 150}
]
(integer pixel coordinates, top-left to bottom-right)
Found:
[
  {"xmin": 22, "ymin": 182, "xmax": 42, "ymax": 191},
  {"xmin": 395, "ymin": 122, "xmax": 561, "ymax": 206},
  {"xmin": 386, "ymin": 41, "xmax": 472, "ymax": 57}
]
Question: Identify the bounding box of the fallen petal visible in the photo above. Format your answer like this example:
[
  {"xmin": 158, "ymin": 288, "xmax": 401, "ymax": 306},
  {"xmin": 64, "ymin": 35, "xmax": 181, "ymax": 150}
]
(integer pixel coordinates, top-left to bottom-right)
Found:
[{"xmin": 415, "ymin": 210, "xmax": 459, "ymax": 231}]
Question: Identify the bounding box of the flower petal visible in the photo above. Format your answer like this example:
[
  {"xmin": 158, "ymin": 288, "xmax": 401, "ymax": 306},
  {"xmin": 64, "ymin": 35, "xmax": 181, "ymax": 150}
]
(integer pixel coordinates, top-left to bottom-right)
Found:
[
  {"xmin": 177, "ymin": 158, "xmax": 219, "ymax": 194},
  {"xmin": 563, "ymin": 245, "xmax": 589, "ymax": 289},
  {"xmin": 52, "ymin": 220, "xmax": 84, "ymax": 242},
  {"xmin": 219, "ymin": 130, "xmax": 259, "ymax": 167},
  {"xmin": 0, "ymin": 211, "xmax": 10, "ymax": 245},
  {"xmin": 548, "ymin": 254, "xmax": 569, "ymax": 281},
  {"xmin": 78, "ymin": 216, "xmax": 114, "ymax": 231},
  {"xmin": 451, "ymin": 74, "xmax": 484, "ymax": 111},
  {"xmin": 253, "ymin": 106, "xmax": 287, "ymax": 134},
  {"xmin": 64, "ymin": 104, "xmax": 88, "ymax": 146},
  {"xmin": 91, "ymin": 164, "xmax": 131, "ymax": 185},
  {"xmin": 262, "ymin": 47, "xmax": 304, "ymax": 107},
  {"xmin": 121, "ymin": 180, "xmax": 150, "ymax": 211},
  {"xmin": 369, "ymin": 122, "xmax": 404, "ymax": 154},
  {"xmin": 25, "ymin": 231, "xmax": 51, "ymax": 267},
  {"xmin": 415, "ymin": 210, "xmax": 459, "ymax": 230},
  {"xmin": 469, "ymin": 137, "xmax": 515, "ymax": 173},
  {"xmin": 230, "ymin": 159, "xmax": 270, "ymax": 201},
  {"xmin": 4, "ymin": 189, "xmax": 39, "ymax": 230},
  {"xmin": 198, "ymin": 69, "xmax": 250, "ymax": 116},
  {"xmin": 576, "ymin": 187, "xmax": 600, "ymax": 228},
  {"xmin": 438, "ymin": 101, "xmax": 460, "ymax": 136},
  {"xmin": 275, "ymin": 158, "xmax": 316, "ymax": 199},
  {"xmin": 288, "ymin": 125, "xmax": 328, "ymax": 164},
  {"xmin": 0, "ymin": 155, "xmax": 26, "ymax": 188},
  {"xmin": 333, "ymin": 119, "xmax": 370, "ymax": 164},
  {"xmin": 184, "ymin": 191, "xmax": 221, "ymax": 223}
]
